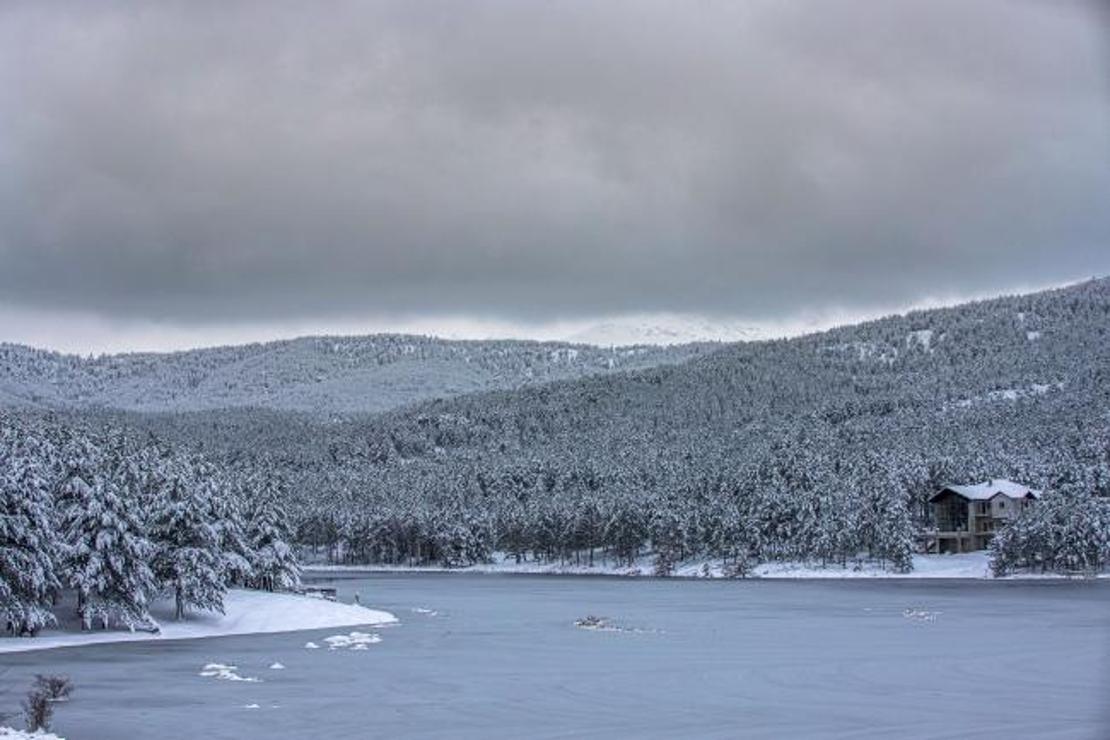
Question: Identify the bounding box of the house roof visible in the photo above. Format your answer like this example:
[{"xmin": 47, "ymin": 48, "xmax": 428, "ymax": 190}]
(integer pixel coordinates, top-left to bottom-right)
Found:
[{"xmin": 930, "ymin": 479, "xmax": 1041, "ymax": 503}]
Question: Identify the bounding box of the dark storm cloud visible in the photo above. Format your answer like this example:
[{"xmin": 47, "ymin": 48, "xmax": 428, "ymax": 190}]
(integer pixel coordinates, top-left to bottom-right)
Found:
[{"xmin": 0, "ymin": 0, "xmax": 1107, "ymax": 323}]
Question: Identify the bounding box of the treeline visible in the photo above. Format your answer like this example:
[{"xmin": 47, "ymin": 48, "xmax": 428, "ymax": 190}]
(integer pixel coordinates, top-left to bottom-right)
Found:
[
  {"xmin": 297, "ymin": 476, "xmax": 917, "ymax": 575},
  {"xmin": 288, "ymin": 417, "xmax": 1110, "ymax": 577},
  {"xmin": 0, "ymin": 414, "xmax": 299, "ymax": 636}
]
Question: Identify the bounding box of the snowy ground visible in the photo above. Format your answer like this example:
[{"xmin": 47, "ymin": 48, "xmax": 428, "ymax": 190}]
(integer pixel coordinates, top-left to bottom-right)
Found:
[
  {"xmin": 0, "ymin": 589, "xmax": 396, "ymax": 654},
  {"xmin": 306, "ymin": 551, "xmax": 1106, "ymax": 580},
  {"xmin": 0, "ymin": 729, "xmax": 64, "ymax": 739}
]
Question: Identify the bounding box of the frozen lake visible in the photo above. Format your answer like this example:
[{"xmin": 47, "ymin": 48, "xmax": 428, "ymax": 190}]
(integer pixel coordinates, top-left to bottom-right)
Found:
[{"xmin": 3, "ymin": 574, "xmax": 1108, "ymax": 739}]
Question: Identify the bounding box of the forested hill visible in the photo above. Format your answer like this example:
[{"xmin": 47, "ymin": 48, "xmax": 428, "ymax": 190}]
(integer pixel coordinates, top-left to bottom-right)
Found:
[
  {"xmin": 133, "ymin": 277, "xmax": 1108, "ymax": 473},
  {"xmin": 360, "ymin": 278, "xmax": 1110, "ymax": 464},
  {"xmin": 0, "ymin": 335, "xmax": 714, "ymax": 415},
  {"xmin": 5, "ymin": 279, "xmax": 1108, "ymax": 574}
]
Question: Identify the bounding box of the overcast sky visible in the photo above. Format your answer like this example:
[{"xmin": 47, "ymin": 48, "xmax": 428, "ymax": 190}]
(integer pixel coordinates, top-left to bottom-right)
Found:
[{"xmin": 1, "ymin": 0, "xmax": 1108, "ymax": 353}]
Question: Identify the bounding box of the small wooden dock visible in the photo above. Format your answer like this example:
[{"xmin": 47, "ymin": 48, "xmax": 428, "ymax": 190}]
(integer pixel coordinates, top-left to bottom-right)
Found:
[{"xmin": 295, "ymin": 586, "xmax": 338, "ymax": 601}]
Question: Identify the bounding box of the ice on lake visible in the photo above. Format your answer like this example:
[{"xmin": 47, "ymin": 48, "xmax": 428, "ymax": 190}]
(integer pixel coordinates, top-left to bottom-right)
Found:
[{"xmin": 8, "ymin": 574, "xmax": 1109, "ymax": 739}]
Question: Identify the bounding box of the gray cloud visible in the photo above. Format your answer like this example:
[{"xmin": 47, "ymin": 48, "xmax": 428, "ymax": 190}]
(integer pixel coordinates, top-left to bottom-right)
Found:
[{"xmin": 0, "ymin": 0, "xmax": 1107, "ymax": 325}]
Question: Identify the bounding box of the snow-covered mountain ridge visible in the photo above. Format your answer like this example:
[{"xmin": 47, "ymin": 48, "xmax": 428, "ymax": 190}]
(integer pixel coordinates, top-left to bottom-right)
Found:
[{"xmin": 0, "ymin": 335, "xmax": 714, "ymax": 414}]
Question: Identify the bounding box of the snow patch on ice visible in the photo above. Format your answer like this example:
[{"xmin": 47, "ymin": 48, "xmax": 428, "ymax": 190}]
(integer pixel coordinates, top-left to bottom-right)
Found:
[
  {"xmin": 574, "ymin": 615, "xmax": 612, "ymax": 631},
  {"xmin": 269, "ymin": 662, "xmax": 285, "ymax": 670},
  {"xmin": 903, "ymin": 608, "xmax": 941, "ymax": 623},
  {"xmin": 198, "ymin": 663, "xmax": 261, "ymax": 682},
  {"xmin": 574, "ymin": 615, "xmax": 660, "ymax": 634},
  {"xmin": 323, "ymin": 631, "xmax": 381, "ymax": 650}
]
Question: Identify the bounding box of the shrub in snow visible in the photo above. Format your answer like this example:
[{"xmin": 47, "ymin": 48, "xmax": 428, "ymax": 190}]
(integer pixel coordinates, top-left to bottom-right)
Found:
[
  {"xmin": 21, "ymin": 687, "xmax": 52, "ymax": 733},
  {"xmin": 32, "ymin": 676, "xmax": 72, "ymax": 704}
]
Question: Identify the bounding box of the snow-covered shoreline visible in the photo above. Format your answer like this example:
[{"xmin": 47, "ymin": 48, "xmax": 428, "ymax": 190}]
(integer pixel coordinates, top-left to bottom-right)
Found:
[
  {"xmin": 306, "ymin": 551, "xmax": 1107, "ymax": 581},
  {"xmin": 0, "ymin": 589, "xmax": 396, "ymax": 654},
  {"xmin": 0, "ymin": 729, "xmax": 64, "ymax": 739}
]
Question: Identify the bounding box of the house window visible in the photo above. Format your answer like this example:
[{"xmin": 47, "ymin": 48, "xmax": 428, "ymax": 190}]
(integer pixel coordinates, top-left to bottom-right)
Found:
[{"xmin": 998, "ymin": 501, "xmax": 1005, "ymax": 509}]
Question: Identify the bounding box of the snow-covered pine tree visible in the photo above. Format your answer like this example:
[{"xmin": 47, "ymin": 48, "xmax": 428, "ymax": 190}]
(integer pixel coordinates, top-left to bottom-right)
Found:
[
  {"xmin": 149, "ymin": 467, "xmax": 226, "ymax": 619},
  {"xmin": 206, "ymin": 470, "xmax": 255, "ymax": 587},
  {"xmin": 0, "ymin": 434, "xmax": 61, "ymax": 635},
  {"xmin": 649, "ymin": 505, "xmax": 685, "ymax": 576},
  {"xmin": 59, "ymin": 472, "xmax": 156, "ymax": 630},
  {"xmin": 876, "ymin": 489, "xmax": 915, "ymax": 574},
  {"xmin": 245, "ymin": 475, "xmax": 300, "ymax": 591}
]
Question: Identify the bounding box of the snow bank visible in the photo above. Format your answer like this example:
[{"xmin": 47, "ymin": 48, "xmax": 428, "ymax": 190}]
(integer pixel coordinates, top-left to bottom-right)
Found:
[
  {"xmin": 307, "ymin": 551, "xmax": 1103, "ymax": 581},
  {"xmin": 750, "ymin": 553, "xmax": 993, "ymax": 579},
  {"xmin": 0, "ymin": 589, "xmax": 395, "ymax": 654},
  {"xmin": 0, "ymin": 729, "xmax": 64, "ymax": 740}
]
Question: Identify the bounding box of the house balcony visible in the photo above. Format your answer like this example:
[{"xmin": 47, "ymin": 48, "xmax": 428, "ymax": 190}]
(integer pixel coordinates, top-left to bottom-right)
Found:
[{"xmin": 918, "ymin": 528, "xmax": 995, "ymax": 554}]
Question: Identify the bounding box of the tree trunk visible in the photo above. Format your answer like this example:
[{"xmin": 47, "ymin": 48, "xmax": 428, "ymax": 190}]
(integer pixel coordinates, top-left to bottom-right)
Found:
[
  {"xmin": 175, "ymin": 587, "xmax": 184, "ymax": 620},
  {"xmin": 78, "ymin": 590, "xmax": 90, "ymax": 631}
]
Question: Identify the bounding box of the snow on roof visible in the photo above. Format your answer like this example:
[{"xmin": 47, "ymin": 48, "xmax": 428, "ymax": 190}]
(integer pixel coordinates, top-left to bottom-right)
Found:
[{"xmin": 932, "ymin": 479, "xmax": 1041, "ymax": 502}]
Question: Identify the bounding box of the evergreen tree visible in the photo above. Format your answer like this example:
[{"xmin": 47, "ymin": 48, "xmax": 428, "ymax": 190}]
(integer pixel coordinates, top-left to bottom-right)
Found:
[
  {"xmin": 149, "ymin": 471, "xmax": 225, "ymax": 620},
  {"xmin": 0, "ymin": 438, "xmax": 61, "ymax": 635},
  {"xmin": 59, "ymin": 473, "xmax": 156, "ymax": 630},
  {"xmin": 246, "ymin": 476, "xmax": 300, "ymax": 591},
  {"xmin": 208, "ymin": 473, "xmax": 255, "ymax": 587}
]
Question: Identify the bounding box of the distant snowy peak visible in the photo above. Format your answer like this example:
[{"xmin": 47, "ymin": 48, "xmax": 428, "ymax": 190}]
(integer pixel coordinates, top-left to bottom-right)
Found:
[{"xmin": 566, "ymin": 315, "xmax": 763, "ymax": 347}]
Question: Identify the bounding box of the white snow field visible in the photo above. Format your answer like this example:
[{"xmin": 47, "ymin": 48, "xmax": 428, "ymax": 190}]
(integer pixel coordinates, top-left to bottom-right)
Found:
[
  {"xmin": 306, "ymin": 551, "xmax": 1104, "ymax": 580},
  {"xmin": 0, "ymin": 589, "xmax": 395, "ymax": 654}
]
